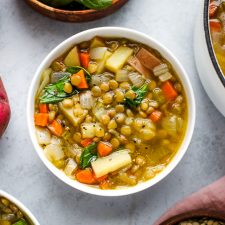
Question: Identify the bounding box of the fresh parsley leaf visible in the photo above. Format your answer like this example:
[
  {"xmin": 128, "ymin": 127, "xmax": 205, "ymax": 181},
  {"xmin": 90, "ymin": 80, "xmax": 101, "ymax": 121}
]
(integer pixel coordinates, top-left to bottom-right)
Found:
[
  {"xmin": 125, "ymin": 84, "xmax": 148, "ymax": 108},
  {"xmin": 78, "ymin": 0, "xmax": 112, "ymax": 10},
  {"xmin": 39, "ymin": 74, "xmax": 78, "ymax": 104},
  {"xmin": 13, "ymin": 219, "xmax": 28, "ymax": 225},
  {"xmin": 80, "ymin": 143, "xmax": 97, "ymax": 169},
  {"xmin": 66, "ymin": 66, "xmax": 91, "ymax": 84}
]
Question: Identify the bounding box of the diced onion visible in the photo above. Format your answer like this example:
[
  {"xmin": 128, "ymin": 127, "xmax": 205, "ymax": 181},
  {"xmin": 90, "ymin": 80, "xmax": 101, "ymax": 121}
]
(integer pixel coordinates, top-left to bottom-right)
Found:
[
  {"xmin": 80, "ymin": 91, "xmax": 94, "ymax": 109},
  {"xmin": 128, "ymin": 72, "xmax": 145, "ymax": 87},
  {"xmin": 153, "ymin": 63, "xmax": 168, "ymax": 76},
  {"xmin": 44, "ymin": 144, "xmax": 64, "ymax": 162},
  {"xmin": 36, "ymin": 127, "xmax": 52, "ymax": 145},
  {"xmin": 162, "ymin": 115, "xmax": 183, "ymax": 136},
  {"xmin": 91, "ymin": 72, "xmax": 114, "ymax": 86},
  {"xmin": 90, "ymin": 47, "xmax": 107, "ymax": 60},
  {"xmin": 159, "ymin": 72, "xmax": 172, "ymax": 82},
  {"xmin": 116, "ymin": 69, "xmax": 129, "ymax": 82},
  {"xmin": 64, "ymin": 158, "xmax": 77, "ymax": 176}
]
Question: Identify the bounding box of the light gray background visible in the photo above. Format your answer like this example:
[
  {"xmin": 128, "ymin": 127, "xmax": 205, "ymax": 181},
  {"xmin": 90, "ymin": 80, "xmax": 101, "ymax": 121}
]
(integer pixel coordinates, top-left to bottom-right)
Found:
[{"xmin": 1, "ymin": 0, "xmax": 225, "ymax": 224}]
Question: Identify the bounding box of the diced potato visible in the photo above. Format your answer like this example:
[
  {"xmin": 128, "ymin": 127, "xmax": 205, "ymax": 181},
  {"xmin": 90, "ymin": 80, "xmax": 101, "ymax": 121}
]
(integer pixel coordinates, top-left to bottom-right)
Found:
[
  {"xmin": 96, "ymin": 51, "xmax": 112, "ymax": 74},
  {"xmin": 136, "ymin": 48, "xmax": 161, "ymax": 70},
  {"xmin": 81, "ymin": 122, "xmax": 103, "ymax": 138},
  {"xmin": 90, "ymin": 37, "xmax": 106, "ymax": 48},
  {"xmin": 128, "ymin": 56, "xmax": 151, "ymax": 78},
  {"xmin": 64, "ymin": 46, "xmax": 80, "ymax": 67},
  {"xmin": 44, "ymin": 144, "xmax": 64, "ymax": 162},
  {"xmin": 64, "ymin": 158, "xmax": 77, "ymax": 176},
  {"xmin": 90, "ymin": 47, "xmax": 107, "ymax": 60},
  {"xmin": 36, "ymin": 127, "xmax": 52, "ymax": 145},
  {"xmin": 91, "ymin": 150, "xmax": 132, "ymax": 178},
  {"xmin": 59, "ymin": 102, "xmax": 88, "ymax": 127},
  {"xmin": 106, "ymin": 47, "xmax": 133, "ymax": 73}
]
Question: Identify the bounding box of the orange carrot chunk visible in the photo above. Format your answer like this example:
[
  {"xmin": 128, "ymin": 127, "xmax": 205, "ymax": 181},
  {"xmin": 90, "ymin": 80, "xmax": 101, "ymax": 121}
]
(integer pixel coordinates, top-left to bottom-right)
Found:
[
  {"xmin": 209, "ymin": 2, "xmax": 218, "ymax": 18},
  {"xmin": 81, "ymin": 138, "xmax": 93, "ymax": 147},
  {"xmin": 98, "ymin": 141, "xmax": 113, "ymax": 157},
  {"xmin": 72, "ymin": 70, "xmax": 88, "ymax": 89},
  {"xmin": 76, "ymin": 169, "xmax": 96, "ymax": 184},
  {"xmin": 34, "ymin": 113, "xmax": 48, "ymax": 127},
  {"xmin": 39, "ymin": 103, "xmax": 48, "ymax": 113},
  {"xmin": 48, "ymin": 120, "xmax": 63, "ymax": 137},
  {"xmin": 80, "ymin": 53, "xmax": 90, "ymax": 69},
  {"xmin": 94, "ymin": 174, "xmax": 108, "ymax": 183},
  {"xmin": 210, "ymin": 19, "xmax": 221, "ymax": 33},
  {"xmin": 161, "ymin": 81, "xmax": 178, "ymax": 100},
  {"xmin": 150, "ymin": 110, "xmax": 162, "ymax": 123}
]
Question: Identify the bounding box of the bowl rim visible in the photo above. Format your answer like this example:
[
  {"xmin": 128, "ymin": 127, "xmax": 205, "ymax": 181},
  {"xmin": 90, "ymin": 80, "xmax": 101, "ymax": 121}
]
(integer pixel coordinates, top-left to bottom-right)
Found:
[
  {"xmin": 27, "ymin": 27, "xmax": 196, "ymax": 197},
  {"xmin": 26, "ymin": 0, "xmax": 122, "ymax": 14},
  {"xmin": 204, "ymin": 0, "xmax": 225, "ymax": 87},
  {"xmin": 0, "ymin": 190, "xmax": 40, "ymax": 225}
]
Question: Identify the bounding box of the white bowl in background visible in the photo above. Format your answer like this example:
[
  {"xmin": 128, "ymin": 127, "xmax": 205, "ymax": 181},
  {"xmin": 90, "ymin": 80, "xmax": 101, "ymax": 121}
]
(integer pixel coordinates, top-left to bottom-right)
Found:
[
  {"xmin": 27, "ymin": 27, "xmax": 196, "ymax": 196},
  {"xmin": 194, "ymin": 0, "xmax": 225, "ymax": 117},
  {"xmin": 0, "ymin": 190, "xmax": 40, "ymax": 225}
]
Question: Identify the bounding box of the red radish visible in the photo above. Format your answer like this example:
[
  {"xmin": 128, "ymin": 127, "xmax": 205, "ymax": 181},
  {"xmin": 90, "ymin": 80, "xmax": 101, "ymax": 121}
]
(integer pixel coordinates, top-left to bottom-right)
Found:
[{"xmin": 0, "ymin": 77, "xmax": 10, "ymax": 138}]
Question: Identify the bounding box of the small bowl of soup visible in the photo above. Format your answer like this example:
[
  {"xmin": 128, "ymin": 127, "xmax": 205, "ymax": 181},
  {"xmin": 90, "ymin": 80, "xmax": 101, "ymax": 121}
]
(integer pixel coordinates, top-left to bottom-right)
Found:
[
  {"xmin": 27, "ymin": 27, "xmax": 196, "ymax": 196},
  {"xmin": 194, "ymin": 0, "xmax": 225, "ymax": 117},
  {"xmin": 0, "ymin": 190, "xmax": 40, "ymax": 225}
]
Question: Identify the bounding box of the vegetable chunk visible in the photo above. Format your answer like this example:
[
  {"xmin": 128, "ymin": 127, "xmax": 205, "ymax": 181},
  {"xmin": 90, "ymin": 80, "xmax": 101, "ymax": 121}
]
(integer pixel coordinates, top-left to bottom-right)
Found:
[
  {"xmin": 91, "ymin": 150, "xmax": 132, "ymax": 178},
  {"xmin": 106, "ymin": 46, "xmax": 133, "ymax": 72},
  {"xmin": 136, "ymin": 48, "xmax": 161, "ymax": 70},
  {"xmin": 64, "ymin": 46, "xmax": 80, "ymax": 67}
]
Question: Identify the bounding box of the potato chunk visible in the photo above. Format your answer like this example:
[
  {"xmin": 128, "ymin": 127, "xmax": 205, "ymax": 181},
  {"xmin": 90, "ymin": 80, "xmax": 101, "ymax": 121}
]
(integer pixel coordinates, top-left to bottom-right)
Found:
[
  {"xmin": 106, "ymin": 47, "xmax": 133, "ymax": 73},
  {"xmin": 136, "ymin": 48, "xmax": 161, "ymax": 70},
  {"xmin": 64, "ymin": 46, "xmax": 80, "ymax": 67},
  {"xmin": 91, "ymin": 150, "xmax": 132, "ymax": 178}
]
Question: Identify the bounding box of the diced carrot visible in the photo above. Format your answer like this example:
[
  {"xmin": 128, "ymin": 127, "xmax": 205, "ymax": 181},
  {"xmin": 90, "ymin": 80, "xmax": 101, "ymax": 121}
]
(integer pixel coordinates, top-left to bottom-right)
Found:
[
  {"xmin": 97, "ymin": 141, "xmax": 113, "ymax": 157},
  {"xmin": 76, "ymin": 168, "xmax": 96, "ymax": 184},
  {"xmin": 81, "ymin": 138, "xmax": 93, "ymax": 147},
  {"xmin": 80, "ymin": 53, "xmax": 90, "ymax": 69},
  {"xmin": 39, "ymin": 103, "xmax": 48, "ymax": 113},
  {"xmin": 161, "ymin": 81, "xmax": 178, "ymax": 100},
  {"xmin": 210, "ymin": 19, "xmax": 221, "ymax": 33},
  {"xmin": 150, "ymin": 110, "xmax": 162, "ymax": 123},
  {"xmin": 72, "ymin": 70, "xmax": 88, "ymax": 89},
  {"xmin": 48, "ymin": 120, "xmax": 63, "ymax": 137},
  {"xmin": 94, "ymin": 174, "xmax": 108, "ymax": 183},
  {"xmin": 209, "ymin": 2, "xmax": 218, "ymax": 18},
  {"xmin": 99, "ymin": 180, "xmax": 111, "ymax": 190},
  {"xmin": 34, "ymin": 113, "xmax": 48, "ymax": 127}
]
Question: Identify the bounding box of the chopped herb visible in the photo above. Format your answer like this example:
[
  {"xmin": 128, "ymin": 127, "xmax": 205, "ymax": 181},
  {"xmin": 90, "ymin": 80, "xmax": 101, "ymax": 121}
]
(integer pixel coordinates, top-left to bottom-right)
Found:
[
  {"xmin": 125, "ymin": 84, "xmax": 148, "ymax": 108},
  {"xmin": 80, "ymin": 143, "xmax": 97, "ymax": 169}
]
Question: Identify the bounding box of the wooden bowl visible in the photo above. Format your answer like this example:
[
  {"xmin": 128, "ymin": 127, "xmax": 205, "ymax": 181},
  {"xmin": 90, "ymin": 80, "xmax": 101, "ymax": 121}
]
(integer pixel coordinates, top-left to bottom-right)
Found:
[
  {"xmin": 160, "ymin": 210, "xmax": 225, "ymax": 225},
  {"xmin": 25, "ymin": 0, "xmax": 128, "ymax": 22}
]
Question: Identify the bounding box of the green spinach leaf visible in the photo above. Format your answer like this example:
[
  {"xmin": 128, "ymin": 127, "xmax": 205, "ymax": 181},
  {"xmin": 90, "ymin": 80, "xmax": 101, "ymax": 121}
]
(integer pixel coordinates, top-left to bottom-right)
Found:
[
  {"xmin": 125, "ymin": 84, "xmax": 148, "ymax": 108},
  {"xmin": 40, "ymin": 0, "xmax": 74, "ymax": 7},
  {"xmin": 80, "ymin": 143, "xmax": 97, "ymax": 169},
  {"xmin": 78, "ymin": 0, "xmax": 112, "ymax": 10},
  {"xmin": 39, "ymin": 74, "xmax": 78, "ymax": 104}
]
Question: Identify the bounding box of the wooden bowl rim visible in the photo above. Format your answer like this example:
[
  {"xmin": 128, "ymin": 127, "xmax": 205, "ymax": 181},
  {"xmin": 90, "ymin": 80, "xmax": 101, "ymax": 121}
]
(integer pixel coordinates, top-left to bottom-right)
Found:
[
  {"xmin": 26, "ymin": 0, "xmax": 123, "ymax": 14},
  {"xmin": 160, "ymin": 210, "xmax": 225, "ymax": 225}
]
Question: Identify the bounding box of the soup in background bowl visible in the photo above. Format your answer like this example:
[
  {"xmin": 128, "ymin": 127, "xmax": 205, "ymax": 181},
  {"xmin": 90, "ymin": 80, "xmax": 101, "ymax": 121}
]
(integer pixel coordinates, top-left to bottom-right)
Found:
[
  {"xmin": 27, "ymin": 27, "xmax": 195, "ymax": 196},
  {"xmin": 194, "ymin": 0, "xmax": 225, "ymax": 117},
  {"xmin": 0, "ymin": 190, "xmax": 40, "ymax": 225}
]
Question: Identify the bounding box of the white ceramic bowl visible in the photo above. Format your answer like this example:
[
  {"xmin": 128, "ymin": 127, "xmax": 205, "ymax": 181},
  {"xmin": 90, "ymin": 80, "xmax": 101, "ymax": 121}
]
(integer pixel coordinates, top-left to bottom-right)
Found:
[
  {"xmin": 27, "ymin": 27, "xmax": 196, "ymax": 196},
  {"xmin": 0, "ymin": 190, "xmax": 40, "ymax": 225},
  {"xmin": 194, "ymin": 0, "xmax": 225, "ymax": 116}
]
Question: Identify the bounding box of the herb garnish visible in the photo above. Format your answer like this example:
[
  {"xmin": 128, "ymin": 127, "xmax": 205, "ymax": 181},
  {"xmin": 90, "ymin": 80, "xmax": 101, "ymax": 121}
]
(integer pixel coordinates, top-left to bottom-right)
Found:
[
  {"xmin": 80, "ymin": 143, "xmax": 97, "ymax": 169},
  {"xmin": 125, "ymin": 84, "xmax": 148, "ymax": 108}
]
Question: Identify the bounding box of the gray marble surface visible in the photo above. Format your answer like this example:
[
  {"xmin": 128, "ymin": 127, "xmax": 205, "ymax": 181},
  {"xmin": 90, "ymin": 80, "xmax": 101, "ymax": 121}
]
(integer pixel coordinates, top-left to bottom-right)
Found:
[{"xmin": 1, "ymin": 0, "xmax": 225, "ymax": 224}]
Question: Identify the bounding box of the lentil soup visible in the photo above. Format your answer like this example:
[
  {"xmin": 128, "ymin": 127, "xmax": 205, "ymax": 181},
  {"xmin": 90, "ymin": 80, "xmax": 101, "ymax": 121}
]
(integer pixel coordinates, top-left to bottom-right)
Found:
[
  {"xmin": 34, "ymin": 37, "xmax": 188, "ymax": 189},
  {"xmin": 0, "ymin": 197, "xmax": 32, "ymax": 225}
]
